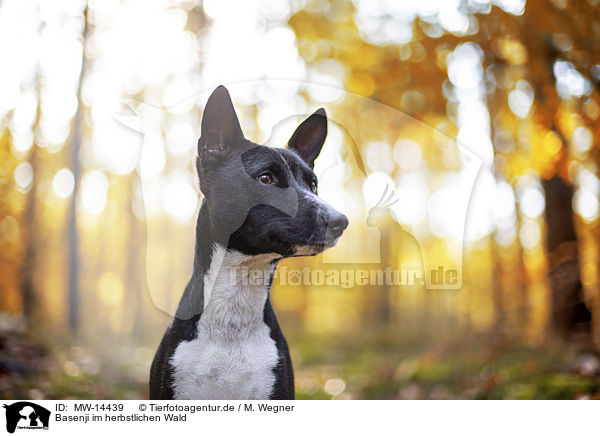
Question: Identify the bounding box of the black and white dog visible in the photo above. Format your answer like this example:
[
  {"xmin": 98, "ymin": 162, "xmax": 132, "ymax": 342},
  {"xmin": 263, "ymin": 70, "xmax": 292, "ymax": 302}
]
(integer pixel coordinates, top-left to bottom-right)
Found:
[{"xmin": 149, "ymin": 86, "xmax": 348, "ymax": 400}]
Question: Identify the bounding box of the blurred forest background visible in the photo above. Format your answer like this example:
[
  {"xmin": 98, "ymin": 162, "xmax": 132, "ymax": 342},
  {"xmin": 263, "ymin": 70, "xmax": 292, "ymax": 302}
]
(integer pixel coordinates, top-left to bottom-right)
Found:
[{"xmin": 2, "ymin": 0, "xmax": 600, "ymax": 399}]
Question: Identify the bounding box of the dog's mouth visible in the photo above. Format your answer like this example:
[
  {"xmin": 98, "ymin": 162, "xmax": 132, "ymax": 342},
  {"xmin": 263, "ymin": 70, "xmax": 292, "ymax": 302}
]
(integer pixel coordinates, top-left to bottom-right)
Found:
[
  {"xmin": 292, "ymin": 236, "xmax": 341, "ymax": 257},
  {"xmin": 322, "ymin": 235, "xmax": 342, "ymax": 248}
]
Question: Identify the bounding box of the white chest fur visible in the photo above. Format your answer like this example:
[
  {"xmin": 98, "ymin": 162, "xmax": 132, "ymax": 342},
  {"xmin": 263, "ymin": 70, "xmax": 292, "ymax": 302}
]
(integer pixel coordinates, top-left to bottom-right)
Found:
[{"xmin": 170, "ymin": 245, "xmax": 280, "ymax": 400}]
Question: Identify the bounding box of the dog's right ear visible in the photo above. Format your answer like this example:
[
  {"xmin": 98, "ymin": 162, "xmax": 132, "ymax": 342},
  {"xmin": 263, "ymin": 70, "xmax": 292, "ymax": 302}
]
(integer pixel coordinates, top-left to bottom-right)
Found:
[{"xmin": 198, "ymin": 85, "xmax": 244, "ymax": 158}]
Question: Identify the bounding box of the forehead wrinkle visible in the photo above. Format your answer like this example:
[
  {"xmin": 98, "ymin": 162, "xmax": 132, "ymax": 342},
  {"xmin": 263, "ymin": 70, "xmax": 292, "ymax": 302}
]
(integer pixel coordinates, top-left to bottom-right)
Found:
[
  {"xmin": 280, "ymin": 149, "xmax": 315, "ymax": 185},
  {"xmin": 278, "ymin": 149, "xmax": 307, "ymax": 188},
  {"xmin": 277, "ymin": 149, "xmax": 293, "ymax": 174}
]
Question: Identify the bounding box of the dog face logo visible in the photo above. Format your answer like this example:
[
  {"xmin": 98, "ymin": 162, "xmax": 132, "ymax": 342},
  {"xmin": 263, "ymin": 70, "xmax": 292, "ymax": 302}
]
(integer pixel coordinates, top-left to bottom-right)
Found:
[{"xmin": 2, "ymin": 402, "xmax": 50, "ymax": 433}]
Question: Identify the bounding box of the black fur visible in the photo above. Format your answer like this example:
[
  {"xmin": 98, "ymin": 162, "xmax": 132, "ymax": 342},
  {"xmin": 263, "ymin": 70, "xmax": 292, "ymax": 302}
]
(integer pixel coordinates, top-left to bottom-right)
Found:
[{"xmin": 149, "ymin": 85, "xmax": 347, "ymax": 400}]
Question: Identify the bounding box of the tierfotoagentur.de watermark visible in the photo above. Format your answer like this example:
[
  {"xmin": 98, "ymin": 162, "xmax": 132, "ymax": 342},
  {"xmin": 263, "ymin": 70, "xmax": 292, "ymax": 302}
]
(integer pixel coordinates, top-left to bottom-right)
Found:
[{"xmin": 231, "ymin": 265, "xmax": 460, "ymax": 289}]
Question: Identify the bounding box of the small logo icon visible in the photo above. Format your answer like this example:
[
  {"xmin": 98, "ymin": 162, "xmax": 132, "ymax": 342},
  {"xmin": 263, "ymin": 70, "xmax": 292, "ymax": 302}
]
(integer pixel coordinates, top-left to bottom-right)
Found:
[{"xmin": 2, "ymin": 402, "xmax": 50, "ymax": 434}]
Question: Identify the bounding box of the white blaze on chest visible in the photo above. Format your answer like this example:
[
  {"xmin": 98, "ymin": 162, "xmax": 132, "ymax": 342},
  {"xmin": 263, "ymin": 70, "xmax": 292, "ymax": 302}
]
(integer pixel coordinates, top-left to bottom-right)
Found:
[{"xmin": 170, "ymin": 245, "xmax": 281, "ymax": 400}]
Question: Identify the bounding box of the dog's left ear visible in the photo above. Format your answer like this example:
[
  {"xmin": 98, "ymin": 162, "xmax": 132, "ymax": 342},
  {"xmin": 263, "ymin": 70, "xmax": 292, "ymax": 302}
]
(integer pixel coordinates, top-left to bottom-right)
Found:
[{"xmin": 287, "ymin": 108, "xmax": 327, "ymax": 168}]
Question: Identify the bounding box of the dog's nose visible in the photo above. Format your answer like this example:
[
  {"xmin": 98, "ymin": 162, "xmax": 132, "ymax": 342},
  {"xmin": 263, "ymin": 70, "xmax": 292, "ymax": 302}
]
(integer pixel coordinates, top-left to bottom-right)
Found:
[{"xmin": 328, "ymin": 211, "xmax": 349, "ymax": 237}]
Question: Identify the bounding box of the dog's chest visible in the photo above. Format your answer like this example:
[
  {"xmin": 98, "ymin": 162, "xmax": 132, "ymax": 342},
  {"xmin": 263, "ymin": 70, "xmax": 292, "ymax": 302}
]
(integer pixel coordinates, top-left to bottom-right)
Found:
[
  {"xmin": 170, "ymin": 322, "xmax": 278, "ymax": 400},
  {"xmin": 169, "ymin": 247, "xmax": 280, "ymax": 400}
]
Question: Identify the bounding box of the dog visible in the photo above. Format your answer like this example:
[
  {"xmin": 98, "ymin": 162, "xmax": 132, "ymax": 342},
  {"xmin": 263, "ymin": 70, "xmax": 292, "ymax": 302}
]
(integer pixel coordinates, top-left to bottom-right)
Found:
[{"xmin": 149, "ymin": 85, "xmax": 348, "ymax": 400}]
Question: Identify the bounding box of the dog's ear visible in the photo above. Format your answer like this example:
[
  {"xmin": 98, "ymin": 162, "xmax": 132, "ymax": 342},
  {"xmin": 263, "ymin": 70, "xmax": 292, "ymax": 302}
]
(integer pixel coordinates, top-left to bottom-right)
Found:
[
  {"xmin": 198, "ymin": 85, "xmax": 244, "ymax": 158},
  {"xmin": 287, "ymin": 108, "xmax": 327, "ymax": 168}
]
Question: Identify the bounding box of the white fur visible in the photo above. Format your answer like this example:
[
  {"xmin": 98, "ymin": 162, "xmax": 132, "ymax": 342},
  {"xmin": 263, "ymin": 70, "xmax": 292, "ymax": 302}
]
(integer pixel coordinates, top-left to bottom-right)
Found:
[{"xmin": 170, "ymin": 245, "xmax": 281, "ymax": 400}]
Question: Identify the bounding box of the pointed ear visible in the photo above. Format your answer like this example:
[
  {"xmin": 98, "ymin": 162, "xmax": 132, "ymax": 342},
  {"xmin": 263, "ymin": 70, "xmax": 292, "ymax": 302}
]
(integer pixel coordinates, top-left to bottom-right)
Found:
[
  {"xmin": 287, "ymin": 108, "xmax": 327, "ymax": 168},
  {"xmin": 198, "ymin": 85, "xmax": 244, "ymax": 156}
]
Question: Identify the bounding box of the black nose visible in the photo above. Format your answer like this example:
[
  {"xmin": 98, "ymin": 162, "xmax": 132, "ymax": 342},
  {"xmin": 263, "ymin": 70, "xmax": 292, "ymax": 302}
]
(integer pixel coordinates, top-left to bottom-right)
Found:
[{"xmin": 328, "ymin": 211, "xmax": 349, "ymax": 237}]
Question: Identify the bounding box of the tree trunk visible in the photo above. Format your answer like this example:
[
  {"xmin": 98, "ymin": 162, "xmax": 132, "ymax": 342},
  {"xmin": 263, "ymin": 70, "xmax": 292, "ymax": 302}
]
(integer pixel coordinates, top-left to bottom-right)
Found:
[
  {"xmin": 543, "ymin": 176, "xmax": 591, "ymax": 339},
  {"xmin": 21, "ymin": 72, "xmax": 43, "ymax": 321},
  {"xmin": 21, "ymin": 146, "xmax": 38, "ymax": 320},
  {"xmin": 67, "ymin": 4, "xmax": 89, "ymax": 332}
]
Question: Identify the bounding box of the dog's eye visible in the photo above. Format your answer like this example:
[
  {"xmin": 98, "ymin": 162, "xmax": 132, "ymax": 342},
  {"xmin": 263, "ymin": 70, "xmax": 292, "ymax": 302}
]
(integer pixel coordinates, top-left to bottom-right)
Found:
[
  {"xmin": 258, "ymin": 173, "xmax": 274, "ymax": 185},
  {"xmin": 310, "ymin": 181, "xmax": 318, "ymax": 193}
]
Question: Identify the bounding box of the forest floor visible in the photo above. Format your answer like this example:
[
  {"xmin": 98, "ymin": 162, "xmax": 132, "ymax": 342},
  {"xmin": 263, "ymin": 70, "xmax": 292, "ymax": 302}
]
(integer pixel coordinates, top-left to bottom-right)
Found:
[{"xmin": 1, "ymin": 328, "xmax": 599, "ymax": 400}]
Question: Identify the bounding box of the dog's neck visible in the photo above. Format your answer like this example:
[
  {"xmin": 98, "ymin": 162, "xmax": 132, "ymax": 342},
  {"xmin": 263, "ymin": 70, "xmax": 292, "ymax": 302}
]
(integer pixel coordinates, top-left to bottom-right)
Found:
[
  {"xmin": 175, "ymin": 201, "xmax": 280, "ymax": 339},
  {"xmin": 200, "ymin": 244, "xmax": 279, "ymax": 341}
]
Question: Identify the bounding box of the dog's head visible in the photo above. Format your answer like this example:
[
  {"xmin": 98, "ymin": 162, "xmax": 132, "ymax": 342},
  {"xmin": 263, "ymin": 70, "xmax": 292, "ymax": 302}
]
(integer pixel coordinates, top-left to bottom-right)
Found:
[{"xmin": 196, "ymin": 85, "xmax": 348, "ymax": 257}]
